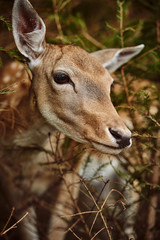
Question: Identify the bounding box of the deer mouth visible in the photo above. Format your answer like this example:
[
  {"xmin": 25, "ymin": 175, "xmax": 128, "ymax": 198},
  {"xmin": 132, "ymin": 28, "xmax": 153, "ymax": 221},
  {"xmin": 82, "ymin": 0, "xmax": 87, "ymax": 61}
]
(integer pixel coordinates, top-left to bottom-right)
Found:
[
  {"xmin": 93, "ymin": 140, "xmax": 130, "ymax": 149},
  {"xmin": 91, "ymin": 140, "xmax": 131, "ymax": 155}
]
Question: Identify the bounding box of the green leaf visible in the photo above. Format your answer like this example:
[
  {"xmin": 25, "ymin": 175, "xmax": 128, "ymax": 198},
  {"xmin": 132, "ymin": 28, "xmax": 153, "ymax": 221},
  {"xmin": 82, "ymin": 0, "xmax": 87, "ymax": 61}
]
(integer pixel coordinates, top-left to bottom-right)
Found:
[{"xmin": 0, "ymin": 16, "xmax": 11, "ymax": 31}]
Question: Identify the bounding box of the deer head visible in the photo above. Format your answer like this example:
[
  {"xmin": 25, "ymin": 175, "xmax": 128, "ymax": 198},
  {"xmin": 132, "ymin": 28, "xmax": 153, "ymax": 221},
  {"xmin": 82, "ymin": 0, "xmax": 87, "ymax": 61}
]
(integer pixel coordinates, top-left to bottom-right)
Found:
[{"xmin": 12, "ymin": 0, "xmax": 144, "ymax": 154}]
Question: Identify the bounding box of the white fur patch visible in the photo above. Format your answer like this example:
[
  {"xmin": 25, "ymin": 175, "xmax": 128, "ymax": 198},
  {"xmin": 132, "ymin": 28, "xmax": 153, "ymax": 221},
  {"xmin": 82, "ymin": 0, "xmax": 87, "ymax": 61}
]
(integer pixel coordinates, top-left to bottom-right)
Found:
[
  {"xmin": 15, "ymin": 71, "xmax": 22, "ymax": 78},
  {"xmin": 10, "ymin": 61, "xmax": 18, "ymax": 69},
  {"xmin": 149, "ymin": 105, "xmax": 158, "ymax": 115},
  {"xmin": 29, "ymin": 57, "xmax": 42, "ymax": 69},
  {"xmin": 3, "ymin": 75, "xmax": 11, "ymax": 83},
  {"xmin": 18, "ymin": 64, "xmax": 24, "ymax": 70},
  {"xmin": 82, "ymin": 153, "xmax": 118, "ymax": 180}
]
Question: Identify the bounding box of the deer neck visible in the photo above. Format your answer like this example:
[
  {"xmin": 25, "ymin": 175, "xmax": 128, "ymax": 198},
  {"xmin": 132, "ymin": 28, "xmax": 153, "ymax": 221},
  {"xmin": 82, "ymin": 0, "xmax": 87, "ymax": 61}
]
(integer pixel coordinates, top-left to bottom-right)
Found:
[{"xmin": 1, "ymin": 87, "xmax": 56, "ymax": 148}]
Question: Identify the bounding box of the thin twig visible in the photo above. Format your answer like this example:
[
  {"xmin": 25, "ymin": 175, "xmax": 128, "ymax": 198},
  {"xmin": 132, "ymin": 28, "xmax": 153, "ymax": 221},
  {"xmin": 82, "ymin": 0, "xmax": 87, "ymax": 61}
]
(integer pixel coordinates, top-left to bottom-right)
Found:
[
  {"xmin": 146, "ymin": 115, "xmax": 160, "ymax": 127},
  {"xmin": 81, "ymin": 179, "xmax": 112, "ymax": 240},
  {"xmin": 121, "ymin": 66, "xmax": 144, "ymax": 164},
  {"xmin": 124, "ymin": 46, "xmax": 160, "ymax": 68},
  {"xmin": 82, "ymin": 31, "xmax": 106, "ymax": 49},
  {"xmin": 90, "ymin": 227, "xmax": 105, "ymax": 240},
  {"xmin": 1, "ymin": 212, "xmax": 29, "ymax": 236},
  {"xmin": 68, "ymin": 227, "xmax": 82, "ymax": 240},
  {"xmin": 156, "ymin": 20, "xmax": 160, "ymax": 44},
  {"xmin": 64, "ymin": 218, "xmax": 80, "ymax": 234},
  {"xmin": 90, "ymin": 188, "xmax": 128, "ymax": 234},
  {"xmin": 119, "ymin": 1, "xmax": 124, "ymax": 48},
  {"xmin": 52, "ymin": 0, "xmax": 65, "ymax": 42},
  {"xmin": 0, "ymin": 207, "xmax": 15, "ymax": 234},
  {"xmin": 59, "ymin": 0, "xmax": 73, "ymax": 11},
  {"xmin": 145, "ymin": 131, "xmax": 160, "ymax": 240},
  {"xmin": 61, "ymin": 210, "xmax": 99, "ymax": 219},
  {"xmin": 48, "ymin": 134, "xmax": 91, "ymax": 238}
]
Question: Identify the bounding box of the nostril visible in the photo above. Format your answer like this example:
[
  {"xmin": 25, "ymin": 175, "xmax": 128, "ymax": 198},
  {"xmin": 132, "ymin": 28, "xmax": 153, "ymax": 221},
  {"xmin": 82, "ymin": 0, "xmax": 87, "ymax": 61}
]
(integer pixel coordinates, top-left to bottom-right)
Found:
[
  {"xmin": 109, "ymin": 128, "xmax": 131, "ymax": 148},
  {"xmin": 109, "ymin": 128, "xmax": 123, "ymax": 140}
]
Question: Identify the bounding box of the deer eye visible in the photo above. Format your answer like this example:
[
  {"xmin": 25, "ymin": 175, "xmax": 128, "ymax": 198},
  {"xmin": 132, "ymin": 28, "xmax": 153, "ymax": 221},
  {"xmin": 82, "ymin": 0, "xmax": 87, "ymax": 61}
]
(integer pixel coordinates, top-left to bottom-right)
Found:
[
  {"xmin": 53, "ymin": 72, "xmax": 71, "ymax": 84},
  {"xmin": 111, "ymin": 83, "xmax": 114, "ymax": 90}
]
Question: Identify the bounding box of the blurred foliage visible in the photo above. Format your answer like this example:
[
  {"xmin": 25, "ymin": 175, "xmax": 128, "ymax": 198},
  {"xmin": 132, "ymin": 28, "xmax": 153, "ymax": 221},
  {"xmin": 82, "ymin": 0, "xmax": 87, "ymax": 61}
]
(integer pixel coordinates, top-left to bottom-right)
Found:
[{"xmin": 0, "ymin": 16, "xmax": 12, "ymax": 31}]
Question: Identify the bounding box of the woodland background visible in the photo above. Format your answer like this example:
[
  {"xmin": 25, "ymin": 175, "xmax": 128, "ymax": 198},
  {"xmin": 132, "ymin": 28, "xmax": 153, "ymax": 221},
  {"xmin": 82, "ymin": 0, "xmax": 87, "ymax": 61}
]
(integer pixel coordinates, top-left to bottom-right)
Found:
[{"xmin": 0, "ymin": 0, "xmax": 160, "ymax": 240}]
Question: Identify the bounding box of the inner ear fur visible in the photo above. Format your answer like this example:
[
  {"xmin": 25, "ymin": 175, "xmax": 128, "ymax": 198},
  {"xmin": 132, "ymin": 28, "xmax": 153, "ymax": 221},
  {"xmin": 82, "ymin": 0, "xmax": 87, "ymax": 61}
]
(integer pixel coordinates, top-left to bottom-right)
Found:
[{"xmin": 12, "ymin": 0, "xmax": 46, "ymax": 62}]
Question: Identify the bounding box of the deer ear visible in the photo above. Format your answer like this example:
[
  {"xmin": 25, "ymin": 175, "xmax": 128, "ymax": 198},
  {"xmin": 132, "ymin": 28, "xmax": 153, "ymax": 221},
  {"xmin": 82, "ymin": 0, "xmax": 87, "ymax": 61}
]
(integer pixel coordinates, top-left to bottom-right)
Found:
[
  {"xmin": 12, "ymin": 0, "xmax": 46, "ymax": 63},
  {"xmin": 91, "ymin": 44, "xmax": 144, "ymax": 73}
]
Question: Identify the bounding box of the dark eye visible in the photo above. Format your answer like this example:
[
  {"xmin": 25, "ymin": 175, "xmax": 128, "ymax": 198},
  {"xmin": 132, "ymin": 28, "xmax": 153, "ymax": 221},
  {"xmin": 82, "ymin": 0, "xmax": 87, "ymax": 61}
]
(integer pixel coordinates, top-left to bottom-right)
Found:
[
  {"xmin": 111, "ymin": 83, "xmax": 114, "ymax": 90},
  {"xmin": 53, "ymin": 72, "xmax": 71, "ymax": 84}
]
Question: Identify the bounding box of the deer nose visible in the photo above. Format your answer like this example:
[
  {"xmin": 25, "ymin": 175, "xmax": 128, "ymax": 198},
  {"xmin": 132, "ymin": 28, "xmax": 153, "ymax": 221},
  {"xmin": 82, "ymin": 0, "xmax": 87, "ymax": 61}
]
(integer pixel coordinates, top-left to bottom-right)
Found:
[{"xmin": 109, "ymin": 128, "xmax": 131, "ymax": 148}]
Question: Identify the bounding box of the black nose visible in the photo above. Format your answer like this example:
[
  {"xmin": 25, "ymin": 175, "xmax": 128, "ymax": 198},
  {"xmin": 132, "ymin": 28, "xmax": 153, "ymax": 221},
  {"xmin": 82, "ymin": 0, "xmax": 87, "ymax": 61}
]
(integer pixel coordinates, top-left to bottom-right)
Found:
[{"xmin": 109, "ymin": 128, "xmax": 131, "ymax": 148}]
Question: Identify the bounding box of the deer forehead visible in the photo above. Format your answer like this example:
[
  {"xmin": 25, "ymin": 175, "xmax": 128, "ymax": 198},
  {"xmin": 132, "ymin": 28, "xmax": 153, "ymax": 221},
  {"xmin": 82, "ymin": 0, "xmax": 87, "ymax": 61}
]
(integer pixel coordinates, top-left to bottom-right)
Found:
[
  {"xmin": 57, "ymin": 45, "xmax": 106, "ymax": 74},
  {"xmin": 34, "ymin": 44, "xmax": 113, "ymax": 92}
]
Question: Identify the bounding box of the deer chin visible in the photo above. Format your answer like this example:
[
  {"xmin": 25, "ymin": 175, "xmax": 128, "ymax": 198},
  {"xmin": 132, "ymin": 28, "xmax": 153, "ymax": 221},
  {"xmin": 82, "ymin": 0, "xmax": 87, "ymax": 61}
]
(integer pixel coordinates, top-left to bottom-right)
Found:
[{"xmin": 91, "ymin": 140, "xmax": 131, "ymax": 155}]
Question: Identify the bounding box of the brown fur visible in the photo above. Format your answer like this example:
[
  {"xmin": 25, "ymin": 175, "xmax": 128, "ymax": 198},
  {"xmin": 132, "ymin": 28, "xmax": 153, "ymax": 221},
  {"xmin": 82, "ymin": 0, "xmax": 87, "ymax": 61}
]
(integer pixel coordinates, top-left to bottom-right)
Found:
[{"xmin": 0, "ymin": 45, "xmax": 129, "ymax": 240}]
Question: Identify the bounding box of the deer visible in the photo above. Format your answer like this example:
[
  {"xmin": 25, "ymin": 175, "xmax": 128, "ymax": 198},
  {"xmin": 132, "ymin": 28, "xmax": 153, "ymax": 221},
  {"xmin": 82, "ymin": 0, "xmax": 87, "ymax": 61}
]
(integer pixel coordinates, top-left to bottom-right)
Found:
[{"xmin": 0, "ymin": 0, "xmax": 144, "ymax": 239}]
